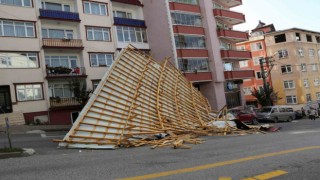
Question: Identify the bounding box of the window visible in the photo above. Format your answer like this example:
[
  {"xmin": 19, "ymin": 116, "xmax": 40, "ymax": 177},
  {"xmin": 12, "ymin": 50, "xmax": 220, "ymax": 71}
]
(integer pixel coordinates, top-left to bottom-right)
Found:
[
  {"xmin": 16, "ymin": 84, "xmax": 43, "ymax": 101},
  {"xmin": 253, "ymin": 57, "xmax": 263, "ymax": 65},
  {"xmin": 171, "ymin": 12, "xmax": 202, "ymax": 26},
  {"xmin": 281, "ymin": 65, "xmax": 292, "ymax": 73},
  {"xmin": 274, "ymin": 34, "xmax": 286, "ymax": 43},
  {"xmin": 92, "ymin": 80, "xmax": 101, "ymax": 90},
  {"xmin": 243, "ymin": 87, "xmax": 252, "ymax": 95},
  {"xmin": 295, "ymin": 33, "xmax": 301, "ymax": 41},
  {"xmin": 178, "ymin": 58, "xmax": 209, "ymax": 72},
  {"xmin": 312, "ymin": 64, "xmax": 318, "ymax": 71},
  {"xmin": 286, "ymin": 96, "xmax": 297, "ymax": 104},
  {"xmin": 237, "ymin": 46, "xmax": 245, "ymax": 51},
  {"xmin": 89, "ymin": 53, "xmax": 113, "ymax": 67},
  {"xmin": 45, "ymin": 56, "xmax": 78, "ymax": 68},
  {"xmin": 301, "ymin": 63, "xmax": 307, "ymax": 71},
  {"xmin": 42, "ymin": 28, "xmax": 73, "ymax": 39},
  {"xmin": 306, "ymin": 34, "xmax": 312, "ymax": 42},
  {"xmin": 116, "ymin": 26, "xmax": 147, "ymax": 43},
  {"xmin": 175, "ymin": 35, "xmax": 206, "ymax": 49},
  {"xmin": 0, "ymin": 52, "xmax": 38, "ymax": 68},
  {"xmin": 83, "ymin": 1, "xmax": 107, "ymax": 15},
  {"xmin": 239, "ymin": 60, "xmax": 248, "ymax": 68},
  {"xmin": 224, "ymin": 62, "xmax": 233, "ymax": 71},
  {"xmin": 316, "ymin": 36, "xmax": 320, "ymax": 43},
  {"xmin": 306, "ymin": 94, "xmax": 312, "ymax": 102},
  {"xmin": 220, "ymin": 42, "xmax": 230, "ymax": 50},
  {"xmin": 251, "ymin": 31, "xmax": 264, "ymax": 37},
  {"xmin": 304, "ymin": 79, "xmax": 309, "ymax": 87},
  {"xmin": 0, "ymin": 20, "xmax": 35, "ymax": 38},
  {"xmin": 49, "ymin": 84, "xmax": 72, "ymax": 98},
  {"xmin": 113, "ymin": 11, "xmax": 132, "ymax": 18},
  {"xmin": 41, "ymin": 2, "xmax": 70, "ymax": 11},
  {"xmin": 0, "ymin": 0, "xmax": 31, "ymax": 7},
  {"xmin": 316, "ymin": 92, "xmax": 320, "ymax": 100},
  {"xmin": 250, "ymin": 42, "xmax": 263, "ymax": 51},
  {"xmin": 278, "ymin": 49, "xmax": 288, "ymax": 58},
  {"xmin": 286, "ymin": 108, "xmax": 294, "ymax": 112},
  {"xmin": 314, "ymin": 78, "xmax": 320, "ymax": 86},
  {"xmin": 298, "ymin": 48, "xmax": 304, "ymax": 57},
  {"xmin": 309, "ymin": 49, "xmax": 315, "ymax": 56},
  {"xmin": 170, "ymin": 0, "xmax": 198, "ymax": 5},
  {"xmin": 283, "ymin": 80, "xmax": 295, "ymax": 89},
  {"xmin": 279, "ymin": 108, "xmax": 285, "ymax": 112},
  {"xmin": 256, "ymin": 72, "xmax": 262, "ymax": 79},
  {"xmin": 86, "ymin": 27, "xmax": 110, "ymax": 41}
]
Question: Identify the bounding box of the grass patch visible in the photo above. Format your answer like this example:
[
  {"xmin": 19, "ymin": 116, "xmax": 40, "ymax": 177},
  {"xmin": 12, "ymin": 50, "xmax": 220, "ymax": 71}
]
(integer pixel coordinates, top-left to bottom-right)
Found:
[{"xmin": 0, "ymin": 147, "xmax": 23, "ymax": 153}]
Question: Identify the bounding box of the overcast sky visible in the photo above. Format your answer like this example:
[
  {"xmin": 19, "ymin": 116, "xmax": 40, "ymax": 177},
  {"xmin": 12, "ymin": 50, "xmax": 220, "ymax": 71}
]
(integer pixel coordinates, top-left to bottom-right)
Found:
[{"xmin": 233, "ymin": 0, "xmax": 320, "ymax": 32}]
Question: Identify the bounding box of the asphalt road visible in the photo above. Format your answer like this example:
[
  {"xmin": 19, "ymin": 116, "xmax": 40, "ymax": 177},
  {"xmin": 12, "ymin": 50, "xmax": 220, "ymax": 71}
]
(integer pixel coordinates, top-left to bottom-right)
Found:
[{"xmin": 0, "ymin": 118, "xmax": 319, "ymax": 180}]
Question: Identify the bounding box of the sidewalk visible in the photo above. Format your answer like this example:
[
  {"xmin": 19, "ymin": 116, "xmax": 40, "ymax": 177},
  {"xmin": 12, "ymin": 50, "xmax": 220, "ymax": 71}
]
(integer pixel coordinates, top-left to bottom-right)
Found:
[{"xmin": 0, "ymin": 125, "xmax": 71, "ymax": 134}]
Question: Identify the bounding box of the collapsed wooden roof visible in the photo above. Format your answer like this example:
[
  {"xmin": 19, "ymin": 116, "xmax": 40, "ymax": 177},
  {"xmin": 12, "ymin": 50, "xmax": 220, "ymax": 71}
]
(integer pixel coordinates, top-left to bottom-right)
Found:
[{"xmin": 58, "ymin": 45, "xmax": 218, "ymax": 149}]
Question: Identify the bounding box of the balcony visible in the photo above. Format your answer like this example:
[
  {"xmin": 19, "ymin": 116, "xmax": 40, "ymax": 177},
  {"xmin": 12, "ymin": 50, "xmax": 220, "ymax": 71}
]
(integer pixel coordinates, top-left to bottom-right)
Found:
[
  {"xmin": 224, "ymin": 70, "xmax": 255, "ymax": 80},
  {"xmin": 46, "ymin": 66, "xmax": 87, "ymax": 79},
  {"xmin": 50, "ymin": 97, "xmax": 81, "ymax": 108},
  {"xmin": 177, "ymin": 49, "xmax": 208, "ymax": 58},
  {"xmin": 39, "ymin": 9, "xmax": 80, "ymax": 22},
  {"xmin": 217, "ymin": 29, "xmax": 248, "ymax": 42},
  {"xmin": 111, "ymin": 0, "xmax": 143, "ymax": 6},
  {"xmin": 220, "ymin": 49, "xmax": 251, "ymax": 60},
  {"xmin": 218, "ymin": 0, "xmax": 242, "ymax": 8},
  {"xmin": 42, "ymin": 39, "xmax": 83, "ymax": 49},
  {"xmin": 173, "ymin": 26, "xmax": 205, "ymax": 35},
  {"xmin": 213, "ymin": 9, "xmax": 245, "ymax": 25},
  {"xmin": 169, "ymin": 2, "xmax": 200, "ymax": 13},
  {"xmin": 114, "ymin": 17, "xmax": 146, "ymax": 28},
  {"xmin": 183, "ymin": 72, "xmax": 212, "ymax": 82}
]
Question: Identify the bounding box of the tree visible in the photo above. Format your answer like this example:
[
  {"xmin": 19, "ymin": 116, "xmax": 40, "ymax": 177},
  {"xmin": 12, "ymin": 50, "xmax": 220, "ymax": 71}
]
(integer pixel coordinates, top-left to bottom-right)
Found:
[
  {"xmin": 69, "ymin": 79, "xmax": 92, "ymax": 107},
  {"xmin": 251, "ymin": 84, "xmax": 281, "ymax": 106}
]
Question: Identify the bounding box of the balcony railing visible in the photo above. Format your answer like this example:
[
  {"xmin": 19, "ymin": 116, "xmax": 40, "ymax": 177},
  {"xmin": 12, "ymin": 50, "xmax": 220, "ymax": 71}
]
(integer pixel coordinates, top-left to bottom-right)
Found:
[
  {"xmin": 220, "ymin": 49, "xmax": 251, "ymax": 60},
  {"xmin": 42, "ymin": 39, "xmax": 83, "ymax": 49},
  {"xmin": 39, "ymin": 9, "xmax": 80, "ymax": 21},
  {"xmin": 46, "ymin": 66, "xmax": 87, "ymax": 78},
  {"xmin": 213, "ymin": 9, "xmax": 245, "ymax": 25},
  {"xmin": 183, "ymin": 72, "xmax": 212, "ymax": 82},
  {"xmin": 111, "ymin": 0, "xmax": 143, "ymax": 6},
  {"xmin": 114, "ymin": 17, "xmax": 146, "ymax": 28},
  {"xmin": 217, "ymin": 29, "xmax": 248, "ymax": 42},
  {"xmin": 224, "ymin": 70, "xmax": 255, "ymax": 80},
  {"xmin": 217, "ymin": 0, "xmax": 242, "ymax": 8},
  {"xmin": 50, "ymin": 97, "xmax": 81, "ymax": 108}
]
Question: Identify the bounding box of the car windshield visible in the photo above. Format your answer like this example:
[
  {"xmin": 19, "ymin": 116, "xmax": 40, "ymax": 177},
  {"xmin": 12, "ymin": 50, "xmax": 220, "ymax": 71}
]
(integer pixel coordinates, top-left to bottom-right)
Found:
[{"xmin": 260, "ymin": 108, "xmax": 272, "ymax": 113}]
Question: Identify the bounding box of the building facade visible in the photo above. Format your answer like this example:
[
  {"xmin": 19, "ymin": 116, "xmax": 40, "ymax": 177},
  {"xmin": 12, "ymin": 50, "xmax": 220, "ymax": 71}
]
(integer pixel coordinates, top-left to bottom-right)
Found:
[
  {"xmin": 142, "ymin": 0, "xmax": 253, "ymax": 110},
  {"xmin": 0, "ymin": 0, "xmax": 149, "ymax": 125},
  {"xmin": 265, "ymin": 28, "xmax": 320, "ymax": 109},
  {"xmin": 236, "ymin": 22, "xmax": 275, "ymax": 107}
]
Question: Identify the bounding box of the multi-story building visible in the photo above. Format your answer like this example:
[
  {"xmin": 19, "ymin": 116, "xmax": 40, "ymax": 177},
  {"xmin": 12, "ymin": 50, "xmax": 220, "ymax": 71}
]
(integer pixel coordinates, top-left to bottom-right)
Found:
[
  {"xmin": 142, "ymin": 0, "xmax": 253, "ymax": 109},
  {"xmin": 265, "ymin": 28, "xmax": 320, "ymax": 109},
  {"xmin": 236, "ymin": 22, "xmax": 275, "ymax": 107},
  {"xmin": 0, "ymin": 0, "xmax": 117, "ymax": 125}
]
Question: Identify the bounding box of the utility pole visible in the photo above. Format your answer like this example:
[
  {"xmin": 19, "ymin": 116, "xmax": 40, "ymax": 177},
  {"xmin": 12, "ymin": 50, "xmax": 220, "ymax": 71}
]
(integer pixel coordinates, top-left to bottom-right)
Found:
[{"xmin": 259, "ymin": 57, "xmax": 272, "ymax": 106}]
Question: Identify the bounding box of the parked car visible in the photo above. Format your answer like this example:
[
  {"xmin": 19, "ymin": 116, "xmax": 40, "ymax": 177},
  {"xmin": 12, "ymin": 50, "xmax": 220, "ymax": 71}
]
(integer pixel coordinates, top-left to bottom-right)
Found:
[
  {"xmin": 256, "ymin": 106, "xmax": 295, "ymax": 123},
  {"xmin": 228, "ymin": 109, "xmax": 258, "ymax": 125},
  {"xmin": 294, "ymin": 110, "xmax": 304, "ymax": 120}
]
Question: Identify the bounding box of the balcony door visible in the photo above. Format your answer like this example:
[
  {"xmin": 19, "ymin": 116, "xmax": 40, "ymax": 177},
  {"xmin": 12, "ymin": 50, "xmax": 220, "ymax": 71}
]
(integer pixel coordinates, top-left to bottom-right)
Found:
[
  {"xmin": 41, "ymin": 2, "xmax": 70, "ymax": 12},
  {"xmin": 0, "ymin": 86, "xmax": 12, "ymax": 113}
]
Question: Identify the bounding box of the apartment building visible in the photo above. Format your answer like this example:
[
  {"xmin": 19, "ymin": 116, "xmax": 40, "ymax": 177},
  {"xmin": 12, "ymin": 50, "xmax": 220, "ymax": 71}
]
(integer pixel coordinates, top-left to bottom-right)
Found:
[
  {"xmin": 0, "ymin": 0, "xmax": 150, "ymax": 125},
  {"xmin": 265, "ymin": 28, "xmax": 320, "ymax": 109},
  {"xmin": 142, "ymin": 0, "xmax": 252, "ymax": 109},
  {"xmin": 236, "ymin": 22, "xmax": 275, "ymax": 107}
]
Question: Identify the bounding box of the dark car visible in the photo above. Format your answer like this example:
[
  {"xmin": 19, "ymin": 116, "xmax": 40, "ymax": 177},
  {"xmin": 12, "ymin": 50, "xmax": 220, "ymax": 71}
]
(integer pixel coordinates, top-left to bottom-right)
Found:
[
  {"xmin": 294, "ymin": 110, "xmax": 304, "ymax": 120},
  {"xmin": 228, "ymin": 109, "xmax": 259, "ymax": 125}
]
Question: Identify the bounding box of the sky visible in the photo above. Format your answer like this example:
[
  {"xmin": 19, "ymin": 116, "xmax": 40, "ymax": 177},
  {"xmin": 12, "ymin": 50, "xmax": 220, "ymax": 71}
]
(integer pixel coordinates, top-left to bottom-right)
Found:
[{"xmin": 233, "ymin": 0, "xmax": 320, "ymax": 32}]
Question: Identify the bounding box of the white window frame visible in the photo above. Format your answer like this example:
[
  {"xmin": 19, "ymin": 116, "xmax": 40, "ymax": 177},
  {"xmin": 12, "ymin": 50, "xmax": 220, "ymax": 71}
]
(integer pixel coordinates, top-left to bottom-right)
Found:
[
  {"xmin": 86, "ymin": 27, "xmax": 110, "ymax": 41},
  {"xmin": 41, "ymin": 2, "xmax": 71, "ymax": 12},
  {"xmin": 0, "ymin": 52, "xmax": 38, "ymax": 68},
  {"xmin": 83, "ymin": 1, "xmax": 107, "ymax": 16},
  {"xmin": 175, "ymin": 34, "xmax": 206, "ymax": 49},
  {"xmin": 314, "ymin": 78, "xmax": 320, "ymax": 86},
  {"xmin": 253, "ymin": 57, "xmax": 263, "ymax": 66},
  {"xmin": 113, "ymin": 10, "xmax": 132, "ymax": 18},
  {"xmin": 283, "ymin": 80, "xmax": 295, "ymax": 89},
  {"xmin": 281, "ymin": 65, "xmax": 292, "ymax": 74},
  {"xmin": 0, "ymin": 20, "xmax": 35, "ymax": 38},
  {"xmin": 89, "ymin": 53, "xmax": 113, "ymax": 67},
  {"xmin": 42, "ymin": 28, "xmax": 74, "ymax": 39},
  {"xmin": 312, "ymin": 64, "xmax": 318, "ymax": 71},
  {"xmin": 45, "ymin": 56, "xmax": 78, "ymax": 68},
  {"xmin": 250, "ymin": 42, "xmax": 263, "ymax": 51},
  {"xmin": 16, "ymin": 84, "xmax": 43, "ymax": 101},
  {"xmin": 171, "ymin": 12, "xmax": 202, "ymax": 27},
  {"xmin": 298, "ymin": 48, "xmax": 304, "ymax": 57},
  {"xmin": 309, "ymin": 49, "xmax": 315, "ymax": 56},
  {"xmin": 239, "ymin": 60, "xmax": 248, "ymax": 68},
  {"xmin": 301, "ymin": 63, "xmax": 307, "ymax": 71},
  {"xmin": 286, "ymin": 96, "xmax": 297, "ymax": 104},
  {"xmin": 303, "ymin": 79, "xmax": 309, "ymax": 87},
  {"xmin": 116, "ymin": 26, "xmax": 148, "ymax": 43},
  {"xmin": 178, "ymin": 58, "xmax": 210, "ymax": 72},
  {"xmin": 49, "ymin": 83, "xmax": 73, "ymax": 98},
  {"xmin": 0, "ymin": 0, "xmax": 31, "ymax": 7},
  {"xmin": 278, "ymin": 49, "xmax": 288, "ymax": 58},
  {"xmin": 243, "ymin": 87, "xmax": 252, "ymax": 95}
]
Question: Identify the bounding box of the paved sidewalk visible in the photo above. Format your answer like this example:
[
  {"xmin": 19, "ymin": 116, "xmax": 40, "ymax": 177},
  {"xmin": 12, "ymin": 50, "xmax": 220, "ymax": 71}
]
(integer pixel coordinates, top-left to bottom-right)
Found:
[{"xmin": 0, "ymin": 125, "xmax": 71, "ymax": 134}]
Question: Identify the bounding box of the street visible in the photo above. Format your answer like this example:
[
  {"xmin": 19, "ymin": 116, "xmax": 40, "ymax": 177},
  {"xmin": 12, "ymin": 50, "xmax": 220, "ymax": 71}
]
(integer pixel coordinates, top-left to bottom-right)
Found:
[{"xmin": 0, "ymin": 119, "xmax": 320, "ymax": 180}]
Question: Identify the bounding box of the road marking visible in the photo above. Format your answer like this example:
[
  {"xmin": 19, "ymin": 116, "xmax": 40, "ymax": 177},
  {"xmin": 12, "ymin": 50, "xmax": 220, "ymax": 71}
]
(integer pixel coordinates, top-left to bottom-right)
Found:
[
  {"xmin": 219, "ymin": 177, "xmax": 232, "ymax": 180},
  {"xmin": 117, "ymin": 146, "xmax": 320, "ymax": 180},
  {"xmin": 40, "ymin": 134, "xmax": 65, "ymax": 138},
  {"xmin": 242, "ymin": 170, "xmax": 288, "ymax": 180},
  {"xmin": 290, "ymin": 130, "xmax": 319, "ymax": 134}
]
